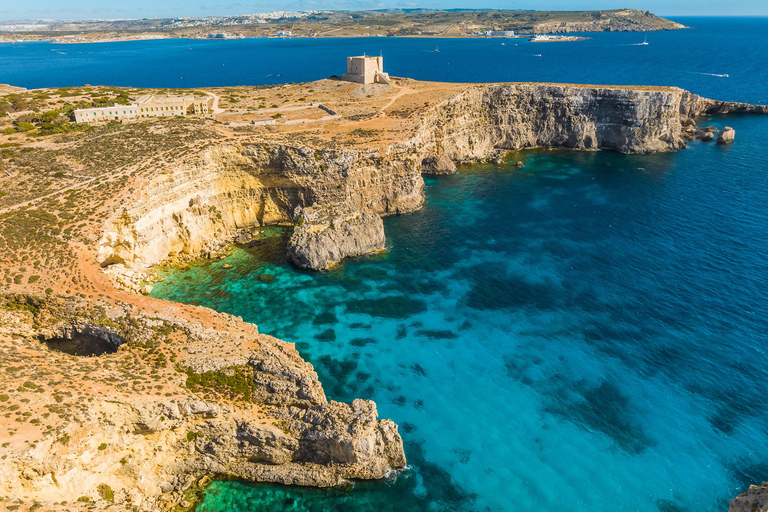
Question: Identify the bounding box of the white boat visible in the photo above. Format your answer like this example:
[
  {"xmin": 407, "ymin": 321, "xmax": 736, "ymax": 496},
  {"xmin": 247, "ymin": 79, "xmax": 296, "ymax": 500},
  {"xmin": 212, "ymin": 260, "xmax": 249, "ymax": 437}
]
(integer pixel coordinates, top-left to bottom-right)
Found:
[
  {"xmin": 638, "ymin": 36, "xmax": 649, "ymax": 46},
  {"xmin": 434, "ymin": 45, "xmax": 440, "ymax": 53}
]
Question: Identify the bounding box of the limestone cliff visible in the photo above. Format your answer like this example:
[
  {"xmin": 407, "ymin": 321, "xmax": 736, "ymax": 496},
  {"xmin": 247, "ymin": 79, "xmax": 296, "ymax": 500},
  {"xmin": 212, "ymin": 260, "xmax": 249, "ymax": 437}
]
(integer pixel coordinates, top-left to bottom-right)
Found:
[
  {"xmin": 97, "ymin": 83, "xmax": 766, "ymax": 276},
  {"xmin": 98, "ymin": 144, "xmax": 422, "ymax": 273},
  {"xmin": 411, "ymin": 85, "xmax": 713, "ymax": 160}
]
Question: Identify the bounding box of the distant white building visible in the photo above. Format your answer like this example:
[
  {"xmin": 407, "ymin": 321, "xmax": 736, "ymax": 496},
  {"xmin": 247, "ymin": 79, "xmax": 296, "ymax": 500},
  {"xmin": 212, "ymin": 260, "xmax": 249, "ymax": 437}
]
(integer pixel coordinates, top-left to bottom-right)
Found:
[
  {"xmin": 74, "ymin": 94, "xmax": 212, "ymax": 123},
  {"xmin": 341, "ymin": 55, "xmax": 391, "ymax": 85}
]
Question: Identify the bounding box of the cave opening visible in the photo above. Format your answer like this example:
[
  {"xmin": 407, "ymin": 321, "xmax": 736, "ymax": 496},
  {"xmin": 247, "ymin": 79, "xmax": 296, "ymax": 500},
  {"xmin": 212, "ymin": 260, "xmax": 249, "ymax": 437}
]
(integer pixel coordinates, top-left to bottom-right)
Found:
[{"xmin": 41, "ymin": 326, "xmax": 125, "ymax": 357}]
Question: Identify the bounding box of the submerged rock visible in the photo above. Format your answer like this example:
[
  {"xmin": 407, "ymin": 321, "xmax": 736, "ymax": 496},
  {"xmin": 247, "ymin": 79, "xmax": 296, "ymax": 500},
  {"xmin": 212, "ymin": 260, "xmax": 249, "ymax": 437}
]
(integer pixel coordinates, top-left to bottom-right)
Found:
[
  {"xmin": 287, "ymin": 203, "xmax": 385, "ymax": 271},
  {"xmin": 730, "ymin": 482, "xmax": 768, "ymax": 512},
  {"xmin": 717, "ymin": 126, "xmax": 736, "ymax": 144}
]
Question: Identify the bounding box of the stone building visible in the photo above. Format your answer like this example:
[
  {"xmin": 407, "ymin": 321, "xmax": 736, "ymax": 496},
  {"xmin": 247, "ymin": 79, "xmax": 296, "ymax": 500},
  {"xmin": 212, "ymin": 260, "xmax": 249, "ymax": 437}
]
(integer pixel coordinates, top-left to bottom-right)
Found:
[
  {"xmin": 74, "ymin": 95, "xmax": 212, "ymax": 123},
  {"xmin": 341, "ymin": 56, "xmax": 391, "ymax": 85}
]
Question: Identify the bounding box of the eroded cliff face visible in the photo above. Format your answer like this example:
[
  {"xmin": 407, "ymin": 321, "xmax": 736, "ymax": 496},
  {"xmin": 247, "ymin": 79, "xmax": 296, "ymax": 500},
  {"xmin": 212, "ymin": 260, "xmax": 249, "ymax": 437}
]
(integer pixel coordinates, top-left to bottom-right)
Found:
[
  {"xmin": 410, "ymin": 84, "xmax": 698, "ymax": 160},
  {"xmin": 99, "ymin": 144, "xmax": 422, "ymax": 272},
  {"xmin": 98, "ymin": 83, "xmax": 763, "ymax": 275}
]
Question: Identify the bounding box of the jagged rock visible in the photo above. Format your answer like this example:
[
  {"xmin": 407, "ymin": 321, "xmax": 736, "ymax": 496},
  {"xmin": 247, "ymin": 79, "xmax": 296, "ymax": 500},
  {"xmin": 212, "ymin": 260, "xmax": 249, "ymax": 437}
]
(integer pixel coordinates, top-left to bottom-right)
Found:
[
  {"xmin": 515, "ymin": 161, "xmax": 525, "ymax": 168},
  {"xmin": 703, "ymin": 126, "xmax": 719, "ymax": 132},
  {"xmin": 139, "ymin": 284, "xmax": 153, "ymax": 295},
  {"xmin": 730, "ymin": 482, "xmax": 768, "ymax": 512},
  {"xmin": 287, "ymin": 203, "xmax": 385, "ymax": 271},
  {"xmin": 421, "ymin": 153, "xmax": 457, "ymax": 174},
  {"xmin": 718, "ymin": 126, "xmax": 736, "ymax": 144},
  {"xmin": 699, "ymin": 131, "xmax": 714, "ymax": 142}
]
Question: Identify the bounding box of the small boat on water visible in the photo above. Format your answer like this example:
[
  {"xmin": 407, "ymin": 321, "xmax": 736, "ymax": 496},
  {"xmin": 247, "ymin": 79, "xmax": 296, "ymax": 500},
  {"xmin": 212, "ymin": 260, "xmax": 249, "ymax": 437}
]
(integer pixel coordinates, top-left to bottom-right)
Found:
[
  {"xmin": 434, "ymin": 45, "xmax": 440, "ymax": 53},
  {"xmin": 637, "ymin": 36, "xmax": 649, "ymax": 46}
]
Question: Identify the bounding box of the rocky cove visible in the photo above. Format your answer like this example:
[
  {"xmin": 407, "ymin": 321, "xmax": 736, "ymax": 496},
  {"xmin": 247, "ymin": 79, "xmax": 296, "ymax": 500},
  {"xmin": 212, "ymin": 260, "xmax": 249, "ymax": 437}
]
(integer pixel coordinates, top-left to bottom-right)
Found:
[{"xmin": 1, "ymin": 77, "xmax": 767, "ymax": 512}]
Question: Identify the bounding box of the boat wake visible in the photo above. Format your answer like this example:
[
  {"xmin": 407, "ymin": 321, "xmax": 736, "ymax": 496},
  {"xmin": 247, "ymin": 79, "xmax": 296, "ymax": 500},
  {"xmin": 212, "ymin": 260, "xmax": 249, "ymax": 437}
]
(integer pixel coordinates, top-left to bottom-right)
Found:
[{"xmin": 694, "ymin": 72, "xmax": 730, "ymax": 78}]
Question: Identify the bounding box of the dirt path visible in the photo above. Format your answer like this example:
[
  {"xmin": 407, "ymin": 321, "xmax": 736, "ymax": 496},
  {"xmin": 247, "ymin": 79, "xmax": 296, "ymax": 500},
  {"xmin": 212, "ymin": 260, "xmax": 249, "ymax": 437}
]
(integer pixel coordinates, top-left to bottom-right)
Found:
[{"xmin": 205, "ymin": 91, "xmax": 225, "ymax": 114}]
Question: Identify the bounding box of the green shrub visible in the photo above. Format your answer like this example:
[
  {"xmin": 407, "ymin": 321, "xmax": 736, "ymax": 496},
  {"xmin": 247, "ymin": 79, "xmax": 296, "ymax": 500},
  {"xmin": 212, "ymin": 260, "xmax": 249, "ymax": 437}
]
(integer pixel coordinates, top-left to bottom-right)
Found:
[
  {"xmin": 97, "ymin": 483, "xmax": 114, "ymax": 502},
  {"xmin": 97, "ymin": 443, "xmax": 107, "ymax": 451}
]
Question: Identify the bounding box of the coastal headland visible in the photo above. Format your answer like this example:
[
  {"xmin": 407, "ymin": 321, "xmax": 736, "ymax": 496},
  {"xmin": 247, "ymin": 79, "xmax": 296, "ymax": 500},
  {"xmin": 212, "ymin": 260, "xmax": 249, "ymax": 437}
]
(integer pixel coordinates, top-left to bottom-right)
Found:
[
  {"xmin": 0, "ymin": 9, "xmax": 685, "ymax": 43},
  {"xmin": 0, "ymin": 76, "xmax": 765, "ymax": 511}
]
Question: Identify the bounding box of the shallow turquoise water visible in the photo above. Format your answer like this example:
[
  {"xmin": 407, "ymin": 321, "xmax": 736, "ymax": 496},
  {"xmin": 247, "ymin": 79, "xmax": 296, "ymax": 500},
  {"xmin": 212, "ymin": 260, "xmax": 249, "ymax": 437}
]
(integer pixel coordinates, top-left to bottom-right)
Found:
[{"xmin": 151, "ymin": 113, "xmax": 768, "ymax": 512}]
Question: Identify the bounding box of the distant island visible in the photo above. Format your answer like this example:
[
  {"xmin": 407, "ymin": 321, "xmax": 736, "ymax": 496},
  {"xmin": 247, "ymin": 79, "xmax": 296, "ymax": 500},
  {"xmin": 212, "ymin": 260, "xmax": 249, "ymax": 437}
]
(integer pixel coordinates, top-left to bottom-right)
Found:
[{"xmin": 0, "ymin": 9, "xmax": 686, "ymax": 43}]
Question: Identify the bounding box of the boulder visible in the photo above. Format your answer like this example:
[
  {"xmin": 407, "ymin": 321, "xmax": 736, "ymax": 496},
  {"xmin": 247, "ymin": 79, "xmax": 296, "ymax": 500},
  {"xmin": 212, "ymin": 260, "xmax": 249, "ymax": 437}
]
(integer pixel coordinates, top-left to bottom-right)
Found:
[
  {"xmin": 717, "ymin": 126, "xmax": 735, "ymax": 144},
  {"xmin": 703, "ymin": 126, "xmax": 719, "ymax": 132},
  {"xmin": 515, "ymin": 161, "xmax": 525, "ymax": 168},
  {"xmin": 699, "ymin": 131, "xmax": 714, "ymax": 142},
  {"xmin": 139, "ymin": 284, "xmax": 153, "ymax": 295},
  {"xmin": 287, "ymin": 203, "xmax": 385, "ymax": 271}
]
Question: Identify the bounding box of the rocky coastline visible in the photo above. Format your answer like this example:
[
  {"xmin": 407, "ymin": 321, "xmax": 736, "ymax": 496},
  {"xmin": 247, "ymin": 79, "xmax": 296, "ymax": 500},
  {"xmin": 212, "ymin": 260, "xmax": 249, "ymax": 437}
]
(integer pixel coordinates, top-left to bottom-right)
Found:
[
  {"xmin": 96, "ymin": 83, "xmax": 767, "ymax": 276},
  {"xmin": 0, "ymin": 293, "xmax": 405, "ymax": 510},
  {"xmin": 2, "ymin": 78, "xmax": 767, "ymax": 511}
]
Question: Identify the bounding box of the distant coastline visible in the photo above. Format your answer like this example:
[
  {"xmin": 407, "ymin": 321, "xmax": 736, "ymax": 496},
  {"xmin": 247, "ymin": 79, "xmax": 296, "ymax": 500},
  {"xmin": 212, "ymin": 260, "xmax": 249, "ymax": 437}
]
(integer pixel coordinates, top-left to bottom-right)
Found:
[{"xmin": 0, "ymin": 8, "xmax": 686, "ymax": 44}]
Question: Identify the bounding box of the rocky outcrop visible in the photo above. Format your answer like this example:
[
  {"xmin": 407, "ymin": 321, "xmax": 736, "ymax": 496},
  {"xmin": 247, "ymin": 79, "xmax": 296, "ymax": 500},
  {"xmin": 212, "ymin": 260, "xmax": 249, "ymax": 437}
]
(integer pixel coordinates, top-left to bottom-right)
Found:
[
  {"xmin": 0, "ymin": 294, "xmax": 406, "ymax": 510},
  {"xmin": 421, "ymin": 153, "xmax": 457, "ymax": 174},
  {"xmin": 718, "ymin": 126, "xmax": 736, "ymax": 144},
  {"xmin": 287, "ymin": 203, "xmax": 385, "ymax": 270},
  {"xmin": 730, "ymin": 483, "xmax": 768, "ymax": 512}
]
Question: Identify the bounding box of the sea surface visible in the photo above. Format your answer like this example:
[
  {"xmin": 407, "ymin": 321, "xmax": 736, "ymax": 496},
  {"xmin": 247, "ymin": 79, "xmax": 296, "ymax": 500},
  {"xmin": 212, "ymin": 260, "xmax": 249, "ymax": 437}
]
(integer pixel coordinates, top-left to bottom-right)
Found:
[
  {"xmin": 0, "ymin": 17, "xmax": 767, "ymax": 104},
  {"xmin": 4, "ymin": 17, "xmax": 768, "ymax": 512}
]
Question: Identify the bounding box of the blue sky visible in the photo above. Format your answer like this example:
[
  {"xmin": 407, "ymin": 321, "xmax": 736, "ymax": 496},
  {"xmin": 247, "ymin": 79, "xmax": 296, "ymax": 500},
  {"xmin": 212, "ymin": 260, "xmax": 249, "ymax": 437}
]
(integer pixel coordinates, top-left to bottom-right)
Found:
[{"xmin": 0, "ymin": 0, "xmax": 766, "ymax": 20}]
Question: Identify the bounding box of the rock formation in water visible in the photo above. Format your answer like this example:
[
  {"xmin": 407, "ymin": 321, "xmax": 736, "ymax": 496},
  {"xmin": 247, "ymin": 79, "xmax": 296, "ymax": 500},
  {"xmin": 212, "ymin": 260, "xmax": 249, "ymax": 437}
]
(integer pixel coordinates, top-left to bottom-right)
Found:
[
  {"xmin": 287, "ymin": 203, "xmax": 385, "ymax": 270},
  {"xmin": 730, "ymin": 483, "xmax": 768, "ymax": 512},
  {"xmin": 717, "ymin": 126, "xmax": 736, "ymax": 144}
]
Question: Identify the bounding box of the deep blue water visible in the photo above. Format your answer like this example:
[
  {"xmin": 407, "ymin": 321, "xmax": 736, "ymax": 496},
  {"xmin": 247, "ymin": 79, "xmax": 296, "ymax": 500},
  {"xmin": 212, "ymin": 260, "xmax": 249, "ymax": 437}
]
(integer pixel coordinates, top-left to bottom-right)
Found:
[
  {"xmin": 1, "ymin": 17, "xmax": 767, "ymax": 104},
  {"xmin": 5, "ymin": 16, "xmax": 767, "ymax": 512}
]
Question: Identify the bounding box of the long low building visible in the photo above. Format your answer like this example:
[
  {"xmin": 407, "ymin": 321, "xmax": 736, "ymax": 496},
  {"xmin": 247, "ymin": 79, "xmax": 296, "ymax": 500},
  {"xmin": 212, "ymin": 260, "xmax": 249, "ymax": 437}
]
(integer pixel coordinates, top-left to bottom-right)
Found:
[{"xmin": 74, "ymin": 94, "xmax": 213, "ymax": 123}]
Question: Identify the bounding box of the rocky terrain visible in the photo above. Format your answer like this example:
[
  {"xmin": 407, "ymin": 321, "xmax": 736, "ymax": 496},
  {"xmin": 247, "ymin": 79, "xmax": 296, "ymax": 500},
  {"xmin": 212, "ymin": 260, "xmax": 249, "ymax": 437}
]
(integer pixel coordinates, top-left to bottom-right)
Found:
[
  {"xmin": 1, "ymin": 78, "xmax": 766, "ymax": 510},
  {"xmin": 0, "ymin": 293, "xmax": 405, "ymax": 511}
]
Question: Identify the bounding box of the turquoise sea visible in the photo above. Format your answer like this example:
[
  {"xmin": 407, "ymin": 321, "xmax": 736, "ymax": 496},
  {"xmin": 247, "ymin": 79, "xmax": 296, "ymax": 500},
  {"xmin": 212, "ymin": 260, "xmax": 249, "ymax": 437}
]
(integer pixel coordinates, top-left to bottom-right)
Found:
[{"xmin": 4, "ymin": 16, "xmax": 768, "ymax": 512}]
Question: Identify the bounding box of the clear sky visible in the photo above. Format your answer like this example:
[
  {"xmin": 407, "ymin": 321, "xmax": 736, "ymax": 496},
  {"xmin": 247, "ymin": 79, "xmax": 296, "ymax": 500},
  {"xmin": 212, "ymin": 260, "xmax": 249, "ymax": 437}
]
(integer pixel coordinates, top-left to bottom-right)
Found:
[{"xmin": 0, "ymin": 0, "xmax": 766, "ymax": 21}]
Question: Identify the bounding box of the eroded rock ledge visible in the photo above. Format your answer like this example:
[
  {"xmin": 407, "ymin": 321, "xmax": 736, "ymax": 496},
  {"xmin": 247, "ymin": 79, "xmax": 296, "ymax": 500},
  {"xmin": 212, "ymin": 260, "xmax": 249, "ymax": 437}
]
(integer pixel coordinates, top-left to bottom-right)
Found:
[
  {"xmin": 0, "ymin": 294, "xmax": 405, "ymax": 510},
  {"xmin": 287, "ymin": 203, "xmax": 385, "ymax": 270}
]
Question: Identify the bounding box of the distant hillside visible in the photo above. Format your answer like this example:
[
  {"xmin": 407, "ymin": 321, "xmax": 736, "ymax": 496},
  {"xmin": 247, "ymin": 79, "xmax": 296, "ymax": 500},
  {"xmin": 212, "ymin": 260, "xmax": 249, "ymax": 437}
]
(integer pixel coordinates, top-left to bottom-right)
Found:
[{"xmin": 0, "ymin": 9, "xmax": 686, "ymax": 42}]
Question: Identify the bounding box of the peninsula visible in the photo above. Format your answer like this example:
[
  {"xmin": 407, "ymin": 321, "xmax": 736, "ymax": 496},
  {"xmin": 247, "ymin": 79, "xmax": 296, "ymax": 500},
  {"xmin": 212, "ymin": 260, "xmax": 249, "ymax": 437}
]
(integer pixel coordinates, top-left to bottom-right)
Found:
[
  {"xmin": 0, "ymin": 66, "xmax": 765, "ymax": 511},
  {"xmin": 0, "ymin": 9, "xmax": 685, "ymax": 43}
]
